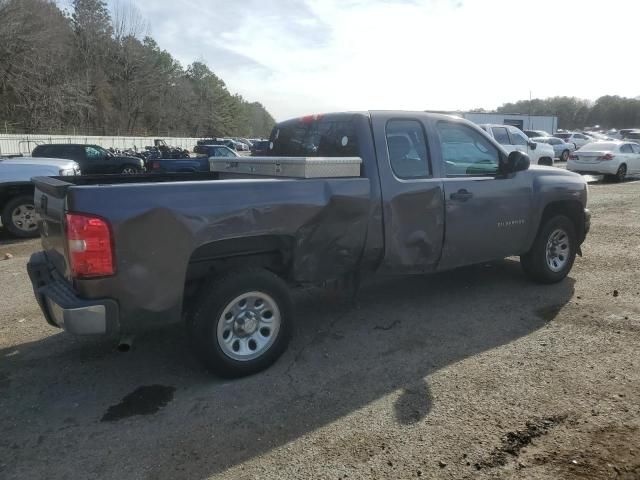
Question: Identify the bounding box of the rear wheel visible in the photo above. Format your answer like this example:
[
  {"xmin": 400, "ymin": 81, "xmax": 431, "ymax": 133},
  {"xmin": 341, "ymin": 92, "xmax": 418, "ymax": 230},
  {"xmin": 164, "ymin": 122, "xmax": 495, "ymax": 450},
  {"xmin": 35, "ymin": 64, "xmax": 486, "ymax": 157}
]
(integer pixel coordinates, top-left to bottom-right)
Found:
[
  {"xmin": 188, "ymin": 269, "xmax": 293, "ymax": 378},
  {"xmin": 521, "ymin": 215, "xmax": 576, "ymax": 284},
  {"xmin": 1, "ymin": 195, "xmax": 39, "ymax": 238},
  {"xmin": 539, "ymin": 157, "xmax": 553, "ymax": 166},
  {"xmin": 560, "ymin": 150, "xmax": 570, "ymax": 162},
  {"xmin": 120, "ymin": 165, "xmax": 141, "ymax": 174},
  {"xmin": 614, "ymin": 164, "xmax": 627, "ymax": 183}
]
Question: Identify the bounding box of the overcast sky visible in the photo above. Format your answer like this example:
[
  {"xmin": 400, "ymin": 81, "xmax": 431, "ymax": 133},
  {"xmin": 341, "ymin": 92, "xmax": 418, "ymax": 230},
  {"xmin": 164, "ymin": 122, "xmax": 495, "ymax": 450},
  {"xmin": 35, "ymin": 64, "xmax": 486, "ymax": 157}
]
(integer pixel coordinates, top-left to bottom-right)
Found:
[{"xmin": 112, "ymin": 0, "xmax": 639, "ymax": 120}]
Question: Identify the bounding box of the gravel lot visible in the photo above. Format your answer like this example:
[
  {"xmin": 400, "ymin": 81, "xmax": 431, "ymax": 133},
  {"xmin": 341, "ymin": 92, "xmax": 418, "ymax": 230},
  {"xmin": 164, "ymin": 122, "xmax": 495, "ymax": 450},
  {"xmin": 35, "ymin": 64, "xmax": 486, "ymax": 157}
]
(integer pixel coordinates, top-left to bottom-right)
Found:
[{"xmin": 1, "ymin": 179, "xmax": 639, "ymax": 480}]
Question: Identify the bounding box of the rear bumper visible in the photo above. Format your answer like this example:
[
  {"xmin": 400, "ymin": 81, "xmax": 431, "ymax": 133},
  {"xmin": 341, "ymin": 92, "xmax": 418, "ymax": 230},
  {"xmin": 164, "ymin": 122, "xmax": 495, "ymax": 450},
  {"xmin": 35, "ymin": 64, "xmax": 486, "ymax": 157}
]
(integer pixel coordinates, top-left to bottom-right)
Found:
[
  {"xmin": 567, "ymin": 160, "xmax": 619, "ymax": 175},
  {"xmin": 27, "ymin": 252, "xmax": 119, "ymax": 336}
]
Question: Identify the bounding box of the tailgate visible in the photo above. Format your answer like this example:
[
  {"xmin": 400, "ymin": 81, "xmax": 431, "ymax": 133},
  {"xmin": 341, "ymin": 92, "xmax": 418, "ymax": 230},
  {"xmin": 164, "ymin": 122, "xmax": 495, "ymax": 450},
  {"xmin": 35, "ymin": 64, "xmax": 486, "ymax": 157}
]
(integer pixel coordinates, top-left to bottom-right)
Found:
[{"xmin": 32, "ymin": 176, "xmax": 73, "ymax": 278}]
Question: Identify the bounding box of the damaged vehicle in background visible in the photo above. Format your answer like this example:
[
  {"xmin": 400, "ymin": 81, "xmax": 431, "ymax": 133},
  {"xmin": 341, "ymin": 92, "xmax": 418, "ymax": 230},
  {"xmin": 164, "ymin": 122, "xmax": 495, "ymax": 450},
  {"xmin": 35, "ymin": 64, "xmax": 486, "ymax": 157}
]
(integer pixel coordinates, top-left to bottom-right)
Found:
[{"xmin": 27, "ymin": 111, "xmax": 590, "ymax": 378}]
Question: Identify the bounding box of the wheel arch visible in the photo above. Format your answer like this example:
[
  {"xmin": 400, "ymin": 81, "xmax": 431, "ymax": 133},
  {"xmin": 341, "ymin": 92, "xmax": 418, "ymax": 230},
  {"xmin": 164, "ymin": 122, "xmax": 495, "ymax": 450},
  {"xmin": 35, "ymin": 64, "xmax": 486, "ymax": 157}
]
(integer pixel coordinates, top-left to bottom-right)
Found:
[
  {"xmin": 0, "ymin": 182, "xmax": 35, "ymax": 211},
  {"xmin": 536, "ymin": 199, "xmax": 586, "ymax": 248},
  {"xmin": 183, "ymin": 235, "xmax": 295, "ymax": 314}
]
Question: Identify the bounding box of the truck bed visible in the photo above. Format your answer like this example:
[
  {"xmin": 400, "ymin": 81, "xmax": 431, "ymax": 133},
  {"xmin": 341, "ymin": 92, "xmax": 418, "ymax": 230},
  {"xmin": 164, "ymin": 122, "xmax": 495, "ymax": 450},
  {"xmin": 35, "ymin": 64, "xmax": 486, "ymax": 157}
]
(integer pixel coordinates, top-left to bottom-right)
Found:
[{"xmin": 31, "ymin": 173, "xmax": 376, "ymax": 333}]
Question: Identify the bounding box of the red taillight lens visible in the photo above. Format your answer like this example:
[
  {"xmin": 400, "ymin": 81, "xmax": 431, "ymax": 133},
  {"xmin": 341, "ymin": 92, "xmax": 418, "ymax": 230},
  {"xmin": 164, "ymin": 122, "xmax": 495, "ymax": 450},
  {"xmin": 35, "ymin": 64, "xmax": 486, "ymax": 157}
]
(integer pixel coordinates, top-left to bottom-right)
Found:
[
  {"xmin": 151, "ymin": 161, "xmax": 160, "ymax": 169},
  {"xmin": 600, "ymin": 153, "xmax": 614, "ymax": 160},
  {"xmin": 65, "ymin": 213, "xmax": 114, "ymax": 278},
  {"xmin": 569, "ymin": 154, "xmax": 578, "ymax": 160}
]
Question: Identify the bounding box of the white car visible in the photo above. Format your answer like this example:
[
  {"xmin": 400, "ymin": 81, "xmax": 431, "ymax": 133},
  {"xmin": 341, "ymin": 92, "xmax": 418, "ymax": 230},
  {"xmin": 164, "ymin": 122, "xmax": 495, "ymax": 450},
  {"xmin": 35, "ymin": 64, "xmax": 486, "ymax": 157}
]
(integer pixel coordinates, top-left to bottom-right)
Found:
[
  {"xmin": 554, "ymin": 132, "xmax": 591, "ymax": 149},
  {"xmin": 0, "ymin": 156, "xmax": 80, "ymax": 237},
  {"xmin": 479, "ymin": 124, "xmax": 555, "ymax": 166},
  {"xmin": 567, "ymin": 141, "xmax": 640, "ymax": 182}
]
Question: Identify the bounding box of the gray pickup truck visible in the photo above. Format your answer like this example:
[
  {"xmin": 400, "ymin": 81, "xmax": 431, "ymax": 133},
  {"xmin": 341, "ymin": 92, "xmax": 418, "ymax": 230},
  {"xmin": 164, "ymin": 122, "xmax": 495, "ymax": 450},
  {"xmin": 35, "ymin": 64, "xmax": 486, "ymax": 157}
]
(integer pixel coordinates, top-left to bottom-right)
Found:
[{"xmin": 27, "ymin": 111, "xmax": 590, "ymax": 377}]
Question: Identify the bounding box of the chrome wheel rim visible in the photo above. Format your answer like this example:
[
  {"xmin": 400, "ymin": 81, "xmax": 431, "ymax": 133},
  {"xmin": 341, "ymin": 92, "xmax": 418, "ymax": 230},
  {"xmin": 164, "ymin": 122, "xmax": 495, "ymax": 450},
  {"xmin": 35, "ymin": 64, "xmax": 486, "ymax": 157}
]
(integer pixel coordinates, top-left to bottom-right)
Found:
[
  {"xmin": 216, "ymin": 291, "xmax": 281, "ymax": 361},
  {"xmin": 617, "ymin": 165, "xmax": 626, "ymax": 181},
  {"xmin": 546, "ymin": 228, "xmax": 570, "ymax": 272},
  {"xmin": 122, "ymin": 167, "xmax": 136, "ymax": 174},
  {"xmin": 11, "ymin": 204, "xmax": 38, "ymax": 232}
]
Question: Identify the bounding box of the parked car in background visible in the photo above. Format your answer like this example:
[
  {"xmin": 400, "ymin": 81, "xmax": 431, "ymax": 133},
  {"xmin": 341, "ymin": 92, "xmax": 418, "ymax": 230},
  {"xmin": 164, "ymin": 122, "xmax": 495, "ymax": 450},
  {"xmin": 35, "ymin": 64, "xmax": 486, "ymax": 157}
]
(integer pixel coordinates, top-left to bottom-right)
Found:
[
  {"xmin": 480, "ymin": 124, "xmax": 555, "ymax": 165},
  {"xmin": 149, "ymin": 145, "xmax": 239, "ymax": 173},
  {"xmin": 554, "ymin": 132, "xmax": 591, "ymax": 149},
  {"xmin": 0, "ymin": 156, "xmax": 80, "ymax": 237},
  {"xmin": 621, "ymin": 130, "xmax": 640, "ymax": 143},
  {"xmin": 27, "ymin": 110, "xmax": 590, "ymax": 377},
  {"xmin": 32, "ymin": 144, "xmax": 144, "ymax": 174},
  {"xmin": 567, "ymin": 141, "xmax": 640, "ymax": 182},
  {"xmin": 531, "ymin": 137, "xmax": 576, "ymax": 161},
  {"xmin": 582, "ymin": 131, "xmax": 613, "ymax": 141},
  {"xmin": 198, "ymin": 138, "xmax": 245, "ymax": 151},
  {"xmin": 250, "ymin": 140, "xmax": 270, "ymax": 156},
  {"xmin": 524, "ymin": 129, "xmax": 551, "ymax": 138}
]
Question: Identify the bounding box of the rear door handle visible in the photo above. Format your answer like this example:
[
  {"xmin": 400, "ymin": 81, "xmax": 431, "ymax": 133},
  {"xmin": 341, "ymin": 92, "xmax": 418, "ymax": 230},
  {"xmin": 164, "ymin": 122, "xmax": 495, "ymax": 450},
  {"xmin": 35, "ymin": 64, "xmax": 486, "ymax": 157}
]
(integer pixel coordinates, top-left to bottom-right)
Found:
[{"xmin": 450, "ymin": 189, "xmax": 473, "ymax": 202}]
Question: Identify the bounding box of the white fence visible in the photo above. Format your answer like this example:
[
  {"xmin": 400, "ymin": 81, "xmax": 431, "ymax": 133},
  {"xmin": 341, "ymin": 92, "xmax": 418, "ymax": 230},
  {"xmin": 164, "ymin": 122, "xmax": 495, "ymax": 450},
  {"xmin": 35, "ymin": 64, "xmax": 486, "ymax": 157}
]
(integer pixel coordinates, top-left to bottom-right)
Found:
[{"xmin": 0, "ymin": 134, "xmax": 205, "ymax": 156}]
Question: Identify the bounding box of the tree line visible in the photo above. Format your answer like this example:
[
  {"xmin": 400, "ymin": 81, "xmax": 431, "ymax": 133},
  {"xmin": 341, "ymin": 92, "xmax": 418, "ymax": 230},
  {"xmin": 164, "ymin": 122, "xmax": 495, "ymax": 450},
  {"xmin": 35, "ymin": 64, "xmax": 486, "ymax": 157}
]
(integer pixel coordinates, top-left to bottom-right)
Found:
[
  {"xmin": 473, "ymin": 95, "xmax": 640, "ymax": 130},
  {"xmin": 0, "ymin": 0, "xmax": 276, "ymax": 138}
]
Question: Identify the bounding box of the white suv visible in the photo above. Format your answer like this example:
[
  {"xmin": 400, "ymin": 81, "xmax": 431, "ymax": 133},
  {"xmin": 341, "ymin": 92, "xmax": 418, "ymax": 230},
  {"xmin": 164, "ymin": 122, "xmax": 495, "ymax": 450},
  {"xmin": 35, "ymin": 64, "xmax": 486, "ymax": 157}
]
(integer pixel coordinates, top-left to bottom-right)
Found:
[{"xmin": 479, "ymin": 124, "xmax": 555, "ymax": 166}]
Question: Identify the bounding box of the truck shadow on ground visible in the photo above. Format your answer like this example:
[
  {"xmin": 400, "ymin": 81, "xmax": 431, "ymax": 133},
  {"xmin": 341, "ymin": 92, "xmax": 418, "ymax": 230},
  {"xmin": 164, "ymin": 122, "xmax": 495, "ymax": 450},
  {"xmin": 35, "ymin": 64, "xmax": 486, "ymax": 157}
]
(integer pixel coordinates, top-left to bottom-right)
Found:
[{"xmin": 0, "ymin": 259, "xmax": 575, "ymax": 479}]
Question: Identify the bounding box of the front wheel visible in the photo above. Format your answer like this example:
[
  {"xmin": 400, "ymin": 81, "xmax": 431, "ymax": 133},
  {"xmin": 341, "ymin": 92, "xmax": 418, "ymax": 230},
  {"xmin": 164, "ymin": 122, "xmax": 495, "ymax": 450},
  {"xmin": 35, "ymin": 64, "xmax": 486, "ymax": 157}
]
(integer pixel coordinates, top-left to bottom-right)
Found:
[
  {"xmin": 188, "ymin": 269, "xmax": 293, "ymax": 377},
  {"xmin": 1, "ymin": 195, "xmax": 40, "ymax": 238},
  {"xmin": 560, "ymin": 150, "xmax": 570, "ymax": 162},
  {"xmin": 521, "ymin": 215, "xmax": 577, "ymax": 284}
]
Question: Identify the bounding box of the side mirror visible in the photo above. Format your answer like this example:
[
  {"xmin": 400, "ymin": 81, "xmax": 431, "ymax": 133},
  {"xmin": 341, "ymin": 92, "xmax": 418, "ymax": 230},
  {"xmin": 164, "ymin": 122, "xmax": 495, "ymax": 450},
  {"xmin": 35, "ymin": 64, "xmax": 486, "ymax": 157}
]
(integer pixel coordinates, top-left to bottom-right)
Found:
[
  {"xmin": 528, "ymin": 141, "xmax": 537, "ymax": 150},
  {"xmin": 506, "ymin": 150, "xmax": 530, "ymax": 174}
]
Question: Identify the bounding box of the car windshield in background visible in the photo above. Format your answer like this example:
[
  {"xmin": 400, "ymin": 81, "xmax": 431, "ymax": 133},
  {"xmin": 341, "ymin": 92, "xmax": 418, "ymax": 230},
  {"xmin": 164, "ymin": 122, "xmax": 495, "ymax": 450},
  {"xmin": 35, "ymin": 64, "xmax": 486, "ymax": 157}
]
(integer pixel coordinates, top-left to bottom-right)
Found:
[
  {"xmin": 555, "ymin": 133, "xmax": 571, "ymax": 139},
  {"xmin": 580, "ymin": 142, "xmax": 618, "ymax": 151},
  {"xmin": 269, "ymin": 116, "xmax": 360, "ymax": 157}
]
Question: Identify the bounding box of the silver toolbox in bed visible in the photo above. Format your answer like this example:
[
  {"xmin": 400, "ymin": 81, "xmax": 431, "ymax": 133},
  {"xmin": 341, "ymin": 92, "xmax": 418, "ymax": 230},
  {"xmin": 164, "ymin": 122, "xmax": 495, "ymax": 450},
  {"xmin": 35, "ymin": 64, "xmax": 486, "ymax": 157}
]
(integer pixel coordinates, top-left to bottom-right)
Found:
[{"xmin": 209, "ymin": 156, "xmax": 361, "ymax": 178}]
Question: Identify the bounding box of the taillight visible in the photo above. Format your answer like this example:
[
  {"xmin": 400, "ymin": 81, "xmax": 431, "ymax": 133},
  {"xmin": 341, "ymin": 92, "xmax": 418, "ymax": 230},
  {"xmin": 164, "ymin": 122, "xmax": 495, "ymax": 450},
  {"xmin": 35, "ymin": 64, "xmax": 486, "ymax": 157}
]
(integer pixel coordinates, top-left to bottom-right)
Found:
[
  {"xmin": 600, "ymin": 153, "xmax": 615, "ymax": 160},
  {"xmin": 569, "ymin": 154, "xmax": 578, "ymax": 160},
  {"xmin": 151, "ymin": 161, "xmax": 160, "ymax": 170},
  {"xmin": 65, "ymin": 213, "xmax": 114, "ymax": 278}
]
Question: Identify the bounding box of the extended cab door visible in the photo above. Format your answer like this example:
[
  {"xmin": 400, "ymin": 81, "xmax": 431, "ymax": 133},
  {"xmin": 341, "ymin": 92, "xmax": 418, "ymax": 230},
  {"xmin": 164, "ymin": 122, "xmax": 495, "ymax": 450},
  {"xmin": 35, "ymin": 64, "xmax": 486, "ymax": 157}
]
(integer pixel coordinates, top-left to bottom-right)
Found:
[
  {"xmin": 371, "ymin": 113, "xmax": 445, "ymax": 273},
  {"xmin": 433, "ymin": 120, "xmax": 534, "ymax": 270}
]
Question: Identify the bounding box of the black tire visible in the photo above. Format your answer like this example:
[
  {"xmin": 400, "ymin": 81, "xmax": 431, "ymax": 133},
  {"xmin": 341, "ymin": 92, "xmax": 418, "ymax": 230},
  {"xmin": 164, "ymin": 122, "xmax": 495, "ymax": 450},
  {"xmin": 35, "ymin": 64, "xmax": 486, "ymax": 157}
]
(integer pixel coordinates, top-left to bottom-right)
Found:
[
  {"xmin": 520, "ymin": 215, "xmax": 576, "ymax": 284},
  {"xmin": 539, "ymin": 157, "xmax": 553, "ymax": 166},
  {"xmin": 561, "ymin": 150, "xmax": 570, "ymax": 162},
  {"xmin": 614, "ymin": 164, "xmax": 627, "ymax": 183},
  {"xmin": 120, "ymin": 165, "xmax": 141, "ymax": 174},
  {"xmin": 1, "ymin": 195, "xmax": 39, "ymax": 238},
  {"xmin": 188, "ymin": 269, "xmax": 293, "ymax": 378}
]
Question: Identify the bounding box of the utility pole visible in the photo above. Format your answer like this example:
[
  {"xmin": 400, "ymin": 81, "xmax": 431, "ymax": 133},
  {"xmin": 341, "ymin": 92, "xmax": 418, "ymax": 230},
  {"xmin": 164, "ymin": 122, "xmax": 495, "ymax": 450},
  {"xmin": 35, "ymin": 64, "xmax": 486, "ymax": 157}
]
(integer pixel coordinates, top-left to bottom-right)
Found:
[{"xmin": 528, "ymin": 90, "xmax": 532, "ymax": 129}]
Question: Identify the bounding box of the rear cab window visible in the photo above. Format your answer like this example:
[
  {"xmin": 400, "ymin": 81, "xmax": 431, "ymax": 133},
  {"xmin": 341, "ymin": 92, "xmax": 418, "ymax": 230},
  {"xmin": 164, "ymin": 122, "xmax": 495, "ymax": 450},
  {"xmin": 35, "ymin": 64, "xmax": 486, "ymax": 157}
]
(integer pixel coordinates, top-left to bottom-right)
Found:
[{"xmin": 269, "ymin": 114, "xmax": 360, "ymax": 157}]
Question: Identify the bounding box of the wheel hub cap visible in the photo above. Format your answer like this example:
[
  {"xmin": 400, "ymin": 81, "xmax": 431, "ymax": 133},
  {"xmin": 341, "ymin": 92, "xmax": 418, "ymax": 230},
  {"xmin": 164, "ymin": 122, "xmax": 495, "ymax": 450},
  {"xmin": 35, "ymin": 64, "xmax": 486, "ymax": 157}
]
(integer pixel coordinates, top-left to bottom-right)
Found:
[
  {"xmin": 217, "ymin": 291, "xmax": 281, "ymax": 361},
  {"xmin": 11, "ymin": 204, "xmax": 38, "ymax": 232},
  {"xmin": 546, "ymin": 228, "xmax": 570, "ymax": 272}
]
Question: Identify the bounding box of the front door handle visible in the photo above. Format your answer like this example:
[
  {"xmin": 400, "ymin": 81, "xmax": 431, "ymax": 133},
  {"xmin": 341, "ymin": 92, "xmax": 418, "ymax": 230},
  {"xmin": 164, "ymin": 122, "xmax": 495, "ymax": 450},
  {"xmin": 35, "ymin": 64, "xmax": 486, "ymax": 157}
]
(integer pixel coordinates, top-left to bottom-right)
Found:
[{"xmin": 450, "ymin": 189, "xmax": 473, "ymax": 202}]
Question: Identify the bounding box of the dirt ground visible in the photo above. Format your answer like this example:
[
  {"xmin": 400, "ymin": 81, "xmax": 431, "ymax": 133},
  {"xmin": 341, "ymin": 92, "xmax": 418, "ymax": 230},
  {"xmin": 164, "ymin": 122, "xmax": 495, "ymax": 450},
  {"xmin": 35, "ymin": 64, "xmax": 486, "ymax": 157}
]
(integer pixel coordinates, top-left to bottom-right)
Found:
[{"xmin": 1, "ymin": 180, "xmax": 639, "ymax": 480}]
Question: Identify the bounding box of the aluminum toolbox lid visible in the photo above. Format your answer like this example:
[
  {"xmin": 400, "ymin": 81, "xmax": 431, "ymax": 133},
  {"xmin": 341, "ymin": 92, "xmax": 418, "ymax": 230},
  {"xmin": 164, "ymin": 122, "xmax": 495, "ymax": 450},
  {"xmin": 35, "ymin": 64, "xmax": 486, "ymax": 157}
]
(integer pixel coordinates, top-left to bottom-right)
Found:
[{"xmin": 210, "ymin": 156, "xmax": 362, "ymax": 165}]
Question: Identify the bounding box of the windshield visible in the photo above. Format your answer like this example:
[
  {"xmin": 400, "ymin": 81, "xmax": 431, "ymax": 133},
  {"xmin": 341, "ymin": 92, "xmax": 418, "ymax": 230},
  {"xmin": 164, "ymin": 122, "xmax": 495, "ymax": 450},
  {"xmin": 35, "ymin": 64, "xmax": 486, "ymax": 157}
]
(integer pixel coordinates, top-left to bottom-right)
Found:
[
  {"xmin": 555, "ymin": 133, "xmax": 571, "ymax": 139},
  {"xmin": 269, "ymin": 115, "xmax": 360, "ymax": 157}
]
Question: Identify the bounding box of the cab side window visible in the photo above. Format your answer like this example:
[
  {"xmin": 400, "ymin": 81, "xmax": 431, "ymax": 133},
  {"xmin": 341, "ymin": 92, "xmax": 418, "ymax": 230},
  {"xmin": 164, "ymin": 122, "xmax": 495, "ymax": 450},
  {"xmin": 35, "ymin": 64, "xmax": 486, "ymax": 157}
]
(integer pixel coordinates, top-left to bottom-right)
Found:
[
  {"xmin": 437, "ymin": 121, "xmax": 500, "ymax": 176},
  {"xmin": 385, "ymin": 119, "xmax": 430, "ymax": 179},
  {"xmin": 509, "ymin": 129, "xmax": 529, "ymax": 146},
  {"xmin": 85, "ymin": 146, "xmax": 103, "ymax": 160},
  {"xmin": 491, "ymin": 127, "xmax": 511, "ymax": 145}
]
